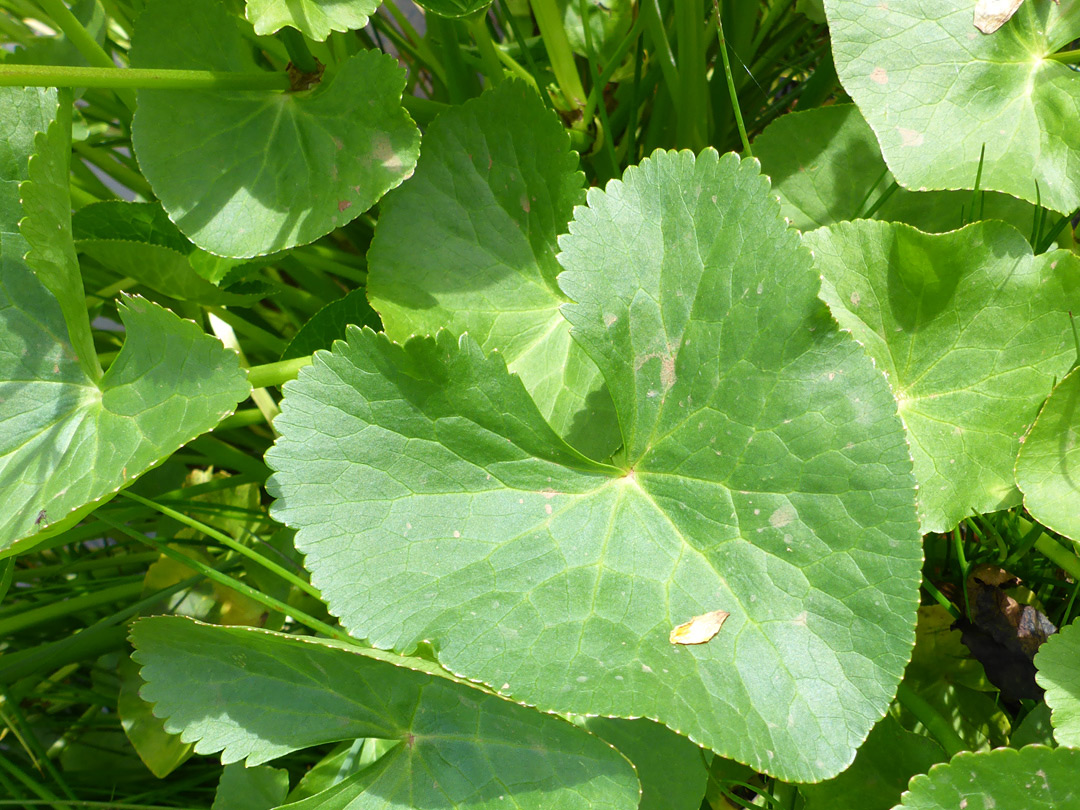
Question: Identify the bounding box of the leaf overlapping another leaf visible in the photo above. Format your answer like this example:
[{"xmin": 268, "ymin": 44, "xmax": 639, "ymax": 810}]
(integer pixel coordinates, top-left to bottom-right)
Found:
[
  {"xmin": 806, "ymin": 219, "xmax": 1080, "ymax": 533},
  {"xmin": 130, "ymin": 0, "xmax": 420, "ymax": 258},
  {"xmin": 827, "ymin": 0, "xmax": 1080, "ymax": 214},
  {"xmin": 268, "ymin": 148, "xmax": 923, "ymax": 781},
  {"xmin": 130, "ymin": 616, "xmax": 641, "ymax": 810}
]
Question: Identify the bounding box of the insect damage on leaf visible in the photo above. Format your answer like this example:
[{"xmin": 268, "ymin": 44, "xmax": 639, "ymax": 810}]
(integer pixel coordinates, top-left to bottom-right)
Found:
[
  {"xmin": 973, "ymin": 0, "xmax": 1025, "ymax": 34},
  {"xmin": 669, "ymin": 610, "xmax": 730, "ymax": 645}
]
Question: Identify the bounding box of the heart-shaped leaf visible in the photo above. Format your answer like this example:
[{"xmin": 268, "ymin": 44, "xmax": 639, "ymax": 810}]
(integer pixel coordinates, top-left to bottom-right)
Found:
[
  {"xmin": 130, "ymin": 0, "xmax": 419, "ymax": 258},
  {"xmin": 268, "ymin": 149, "xmax": 922, "ymax": 781},
  {"xmin": 367, "ymin": 81, "xmax": 619, "ymax": 460},
  {"xmin": 130, "ymin": 616, "xmax": 640, "ymax": 810},
  {"xmin": 827, "ymin": 0, "xmax": 1080, "ymax": 214},
  {"xmin": 806, "ymin": 219, "xmax": 1080, "ymax": 533}
]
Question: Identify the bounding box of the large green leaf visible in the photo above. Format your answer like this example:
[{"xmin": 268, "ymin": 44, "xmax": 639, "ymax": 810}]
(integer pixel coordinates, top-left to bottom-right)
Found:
[
  {"xmin": 894, "ymin": 746, "xmax": 1080, "ymax": 809},
  {"xmin": 1035, "ymin": 620, "xmax": 1080, "ymax": 746},
  {"xmin": 130, "ymin": 0, "xmax": 419, "ymax": 258},
  {"xmin": 268, "ymin": 150, "xmax": 922, "ymax": 782},
  {"xmin": 130, "ymin": 616, "xmax": 640, "ymax": 810},
  {"xmin": 754, "ymin": 104, "xmax": 1034, "ymax": 234},
  {"xmin": 0, "ymin": 254, "xmax": 249, "ymax": 554},
  {"xmin": 805, "ymin": 220, "xmax": 1080, "ymax": 533},
  {"xmin": 367, "ymin": 81, "xmax": 618, "ymax": 460},
  {"xmin": 245, "ymin": 0, "xmax": 379, "ymax": 40},
  {"xmin": 827, "ymin": 0, "xmax": 1080, "ymax": 214},
  {"xmin": 1016, "ymin": 367, "xmax": 1080, "ymax": 542},
  {"xmin": 412, "ymin": 0, "xmax": 492, "ymax": 17}
]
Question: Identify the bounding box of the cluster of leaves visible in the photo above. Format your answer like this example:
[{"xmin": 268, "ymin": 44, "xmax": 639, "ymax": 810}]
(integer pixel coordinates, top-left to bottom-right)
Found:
[{"xmin": 1, "ymin": 0, "xmax": 1080, "ymax": 808}]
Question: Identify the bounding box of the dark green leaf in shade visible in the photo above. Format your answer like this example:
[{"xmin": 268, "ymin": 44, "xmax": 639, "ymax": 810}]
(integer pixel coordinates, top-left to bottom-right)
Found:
[
  {"xmin": 368, "ymin": 81, "xmax": 618, "ymax": 460},
  {"xmin": 754, "ymin": 104, "xmax": 1035, "ymax": 234},
  {"xmin": 1034, "ymin": 620, "xmax": 1080, "ymax": 747},
  {"xmin": 130, "ymin": 616, "xmax": 641, "ymax": 810},
  {"xmin": 245, "ymin": 0, "xmax": 379, "ymax": 41},
  {"xmin": 1010, "ymin": 702, "xmax": 1056, "ymax": 749},
  {"xmin": 281, "ymin": 288, "xmax": 382, "ymax": 361},
  {"xmin": 212, "ymin": 763, "xmax": 289, "ymax": 810},
  {"xmin": 893, "ymin": 746, "xmax": 1080, "ymax": 810},
  {"xmin": 130, "ymin": 0, "xmax": 419, "ymax": 258},
  {"xmin": 801, "ymin": 714, "xmax": 945, "ymax": 810},
  {"xmin": 827, "ymin": 0, "xmax": 1080, "ymax": 214},
  {"xmin": 1016, "ymin": 367, "xmax": 1080, "ymax": 543},
  {"xmin": 585, "ymin": 718, "xmax": 708, "ymax": 810},
  {"xmin": 117, "ymin": 656, "xmax": 194, "ymax": 778},
  {"xmin": 806, "ymin": 219, "xmax": 1080, "ymax": 533},
  {"xmin": 268, "ymin": 150, "xmax": 922, "ymax": 782}
]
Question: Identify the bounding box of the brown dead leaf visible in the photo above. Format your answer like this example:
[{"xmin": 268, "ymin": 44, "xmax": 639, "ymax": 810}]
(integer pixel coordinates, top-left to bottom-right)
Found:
[
  {"xmin": 669, "ymin": 610, "xmax": 730, "ymax": 645},
  {"xmin": 974, "ymin": 0, "xmax": 1025, "ymax": 34}
]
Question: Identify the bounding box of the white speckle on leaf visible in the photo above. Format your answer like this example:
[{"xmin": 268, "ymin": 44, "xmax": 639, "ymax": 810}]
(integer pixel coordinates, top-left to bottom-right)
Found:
[
  {"xmin": 870, "ymin": 67, "xmax": 888, "ymax": 84},
  {"xmin": 453, "ymin": 530, "xmax": 461, "ymax": 538},
  {"xmin": 850, "ymin": 291, "xmax": 861, "ymax": 307},
  {"xmin": 641, "ymin": 664, "xmax": 653, "ymax": 673},
  {"xmin": 670, "ymin": 610, "xmax": 730, "ymax": 644},
  {"xmin": 545, "ymin": 504, "xmax": 552, "ymax": 515},
  {"xmin": 898, "ymin": 127, "xmax": 924, "ymax": 147},
  {"xmin": 770, "ymin": 505, "xmax": 796, "ymax": 529},
  {"xmin": 576, "ymin": 675, "xmax": 588, "ymax": 683},
  {"xmin": 604, "ymin": 313, "xmax": 617, "ymax": 327}
]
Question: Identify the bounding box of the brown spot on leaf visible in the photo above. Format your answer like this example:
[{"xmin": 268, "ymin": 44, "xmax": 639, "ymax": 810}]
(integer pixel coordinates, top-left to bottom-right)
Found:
[{"xmin": 338, "ymin": 200, "xmax": 351, "ymax": 212}]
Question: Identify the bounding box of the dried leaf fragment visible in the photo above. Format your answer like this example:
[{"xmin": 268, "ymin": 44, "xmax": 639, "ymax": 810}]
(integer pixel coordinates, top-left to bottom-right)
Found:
[
  {"xmin": 974, "ymin": 0, "xmax": 1025, "ymax": 34},
  {"xmin": 669, "ymin": 610, "xmax": 730, "ymax": 645}
]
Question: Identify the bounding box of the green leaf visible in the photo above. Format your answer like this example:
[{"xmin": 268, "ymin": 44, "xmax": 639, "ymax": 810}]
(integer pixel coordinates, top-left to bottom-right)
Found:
[
  {"xmin": 559, "ymin": 0, "xmax": 634, "ymax": 63},
  {"xmin": 268, "ymin": 150, "xmax": 922, "ymax": 782},
  {"xmin": 1016, "ymin": 366, "xmax": 1080, "ymax": 542},
  {"xmin": 117, "ymin": 656, "xmax": 193, "ymax": 778},
  {"xmin": 805, "ymin": 219, "xmax": 1080, "ymax": 533},
  {"xmin": 367, "ymin": 81, "xmax": 619, "ymax": 460},
  {"xmin": 827, "ymin": 0, "xmax": 1080, "ymax": 214},
  {"xmin": 585, "ymin": 718, "xmax": 708, "ymax": 810},
  {"xmin": 130, "ymin": 616, "xmax": 641, "ymax": 809},
  {"xmin": 1010, "ymin": 702, "xmax": 1056, "ymax": 749},
  {"xmin": 13, "ymin": 87, "xmax": 100, "ymax": 379},
  {"xmin": 130, "ymin": 0, "xmax": 419, "ymax": 258},
  {"xmin": 245, "ymin": 0, "xmax": 379, "ymax": 40},
  {"xmin": 1035, "ymin": 620, "xmax": 1080, "ymax": 746},
  {"xmin": 801, "ymin": 714, "xmax": 945, "ymax": 810},
  {"xmin": 754, "ymin": 104, "xmax": 1035, "ymax": 234},
  {"xmin": 281, "ymin": 287, "xmax": 381, "ymax": 361},
  {"xmin": 3, "ymin": 0, "xmax": 106, "ymax": 68},
  {"xmin": 894, "ymin": 746, "xmax": 1080, "ymax": 810},
  {"xmin": 212, "ymin": 763, "xmax": 289, "ymax": 810},
  {"xmin": 0, "ymin": 256, "xmax": 250, "ymax": 555},
  {"xmin": 413, "ymin": 0, "xmax": 492, "ymax": 18}
]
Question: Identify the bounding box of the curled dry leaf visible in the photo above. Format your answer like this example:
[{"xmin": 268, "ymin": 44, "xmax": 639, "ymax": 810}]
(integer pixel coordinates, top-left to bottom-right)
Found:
[
  {"xmin": 669, "ymin": 610, "xmax": 730, "ymax": 645},
  {"xmin": 973, "ymin": 0, "xmax": 1025, "ymax": 34}
]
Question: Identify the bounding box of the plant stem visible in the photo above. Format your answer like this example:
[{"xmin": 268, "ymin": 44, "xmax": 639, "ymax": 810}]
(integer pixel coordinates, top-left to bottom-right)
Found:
[
  {"xmin": 714, "ymin": 0, "xmax": 751, "ymax": 156},
  {"xmin": 280, "ymin": 27, "xmax": 318, "ymax": 73},
  {"xmin": 33, "ymin": 0, "xmax": 137, "ymax": 109},
  {"xmin": 530, "ymin": 0, "xmax": 587, "ymax": 108},
  {"xmin": 895, "ymin": 682, "xmax": 966, "ymax": 757},
  {"xmin": 1047, "ymin": 48, "xmax": 1080, "ymax": 64},
  {"xmin": 119, "ymin": 491, "xmax": 321, "ymax": 601},
  {"xmin": 642, "ymin": 0, "xmax": 679, "ymax": 95},
  {"xmin": 247, "ymin": 355, "xmax": 313, "ymax": 389},
  {"xmin": 0, "ymin": 63, "xmax": 290, "ymax": 90},
  {"xmin": 675, "ymin": 0, "xmax": 707, "ymax": 150},
  {"xmin": 467, "ymin": 13, "xmax": 505, "ymax": 85},
  {"xmin": 1034, "ymin": 533, "xmax": 1080, "ymax": 581}
]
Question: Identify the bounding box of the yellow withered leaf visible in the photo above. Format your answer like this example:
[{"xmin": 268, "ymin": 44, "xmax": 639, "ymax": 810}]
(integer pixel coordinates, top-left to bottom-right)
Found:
[
  {"xmin": 974, "ymin": 0, "xmax": 1026, "ymax": 34},
  {"xmin": 669, "ymin": 610, "xmax": 730, "ymax": 645}
]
